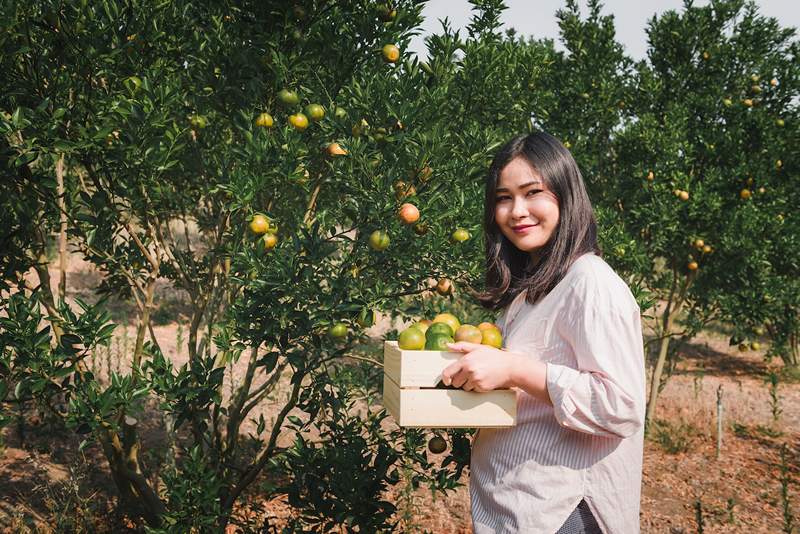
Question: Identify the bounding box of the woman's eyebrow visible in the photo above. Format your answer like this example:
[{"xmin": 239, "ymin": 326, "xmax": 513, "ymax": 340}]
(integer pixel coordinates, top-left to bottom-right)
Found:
[{"xmin": 496, "ymin": 180, "xmax": 542, "ymax": 193}]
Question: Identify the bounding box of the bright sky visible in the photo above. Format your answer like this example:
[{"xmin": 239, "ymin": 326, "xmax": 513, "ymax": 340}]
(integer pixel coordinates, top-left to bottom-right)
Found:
[{"xmin": 408, "ymin": 0, "xmax": 800, "ymax": 61}]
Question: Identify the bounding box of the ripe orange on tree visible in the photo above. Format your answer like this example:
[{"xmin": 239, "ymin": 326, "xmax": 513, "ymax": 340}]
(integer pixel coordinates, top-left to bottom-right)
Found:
[
  {"xmin": 382, "ymin": 43, "xmax": 400, "ymax": 63},
  {"xmin": 249, "ymin": 214, "xmax": 270, "ymax": 234},
  {"xmin": 255, "ymin": 112, "xmax": 274, "ymax": 128},
  {"xmin": 289, "ymin": 113, "xmax": 309, "ymax": 131},
  {"xmin": 262, "ymin": 233, "xmax": 278, "ymax": 250},
  {"xmin": 687, "ymin": 260, "xmax": 699, "ymax": 271},
  {"xmin": 397, "ymin": 203, "xmax": 420, "ymax": 224},
  {"xmin": 740, "ymin": 188, "xmax": 752, "ymax": 200},
  {"xmin": 326, "ymin": 142, "xmax": 347, "ymax": 156},
  {"xmin": 435, "ymin": 278, "xmax": 453, "ymax": 296}
]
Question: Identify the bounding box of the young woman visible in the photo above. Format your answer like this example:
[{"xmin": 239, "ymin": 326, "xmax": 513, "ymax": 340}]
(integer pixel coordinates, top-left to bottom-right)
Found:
[{"xmin": 442, "ymin": 132, "xmax": 645, "ymax": 533}]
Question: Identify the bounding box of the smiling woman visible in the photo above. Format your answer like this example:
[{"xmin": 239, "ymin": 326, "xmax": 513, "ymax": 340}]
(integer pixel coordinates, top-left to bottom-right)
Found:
[{"xmin": 450, "ymin": 132, "xmax": 646, "ymax": 533}]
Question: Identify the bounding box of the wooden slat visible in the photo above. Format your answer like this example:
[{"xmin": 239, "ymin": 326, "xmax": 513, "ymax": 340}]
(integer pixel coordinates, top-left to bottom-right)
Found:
[
  {"xmin": 382, "ymin": 373, "xmax": 401, "ymax": 422},
  {"xmin": 397, "ymin": 389, "xmax": 516, "ymax": 428},
  {"xmin": 384, "ymin": 340, "xmax": 462, "ymax": 387}
]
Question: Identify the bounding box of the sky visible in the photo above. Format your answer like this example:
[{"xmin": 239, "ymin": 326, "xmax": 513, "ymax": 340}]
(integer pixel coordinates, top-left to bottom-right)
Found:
[{"xmin": 407, "ymin": 0, "xmax": 800, "ymax": 61}]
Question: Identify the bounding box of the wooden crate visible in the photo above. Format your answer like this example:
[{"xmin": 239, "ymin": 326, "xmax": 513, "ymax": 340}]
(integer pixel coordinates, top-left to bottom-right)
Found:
[{"xmin": 382, "ymin": 340, "xmax": 517, "ymax": 428}]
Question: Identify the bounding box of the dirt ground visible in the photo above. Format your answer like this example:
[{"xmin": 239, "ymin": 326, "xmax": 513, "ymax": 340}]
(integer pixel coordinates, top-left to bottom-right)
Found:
[{"xmin": 1, "ymin": 256, "xmax": 797, "ymax": 533}]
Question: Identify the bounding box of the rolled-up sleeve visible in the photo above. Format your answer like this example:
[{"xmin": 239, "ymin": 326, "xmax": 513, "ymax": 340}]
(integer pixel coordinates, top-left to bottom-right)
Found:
[{"xmin": 546, "ymin": 304, "xmax": 646, "ymax": 438}]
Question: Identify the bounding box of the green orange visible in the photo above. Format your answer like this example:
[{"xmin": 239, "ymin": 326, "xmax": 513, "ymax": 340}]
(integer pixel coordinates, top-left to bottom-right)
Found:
[
  {"xmin": 425, "ymin": 333, "xmax": 453, "ymax": 351},
  {"xmin": 481, "ymin": 328, "xmax": 503, "ymax": 348},
  {"xmin": 398, "ymin": 327, "xmax": 425, "ymax": 350},
  {"xmin": 432, "ymin": 313, "xmax": 460, "ymax": 336},
  {"xmin": 427, "ymin": 322, "xmax": 453, "ymax": 338}
]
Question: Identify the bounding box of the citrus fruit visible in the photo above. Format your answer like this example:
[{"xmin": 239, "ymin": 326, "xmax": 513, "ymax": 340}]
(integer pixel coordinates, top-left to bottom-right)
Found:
[
  {"xmin": 382, "ymin": 43, "xmax": 400, "ymax": 63},
  {"xmin": 427, "ymin": 322, "xmax": 453, "ymax": 338},
  {"xmin": 398, "ymin": 203, "xmax": 420, "ymax": 224},
  {"xmin": 413, "ymin": 320, "xmax": 432, "ymax": 334},
  {"xmin": 740, "ymin": 188, "xmax": 751, "ymax": 200},
  {"xmin": 326, "ymin": 142, "xmax": 347, "ymax": 156},
  {"xmin": 249, "ymin": 214, "xmax": 270, "ymax": 234},
  {"xmin": 687, "ymin": 261, "xmax": 699, "ymax": 271},
  {"xmin": 477, "ymin": 322, "xmax": 500, "ymax": 332},
  {"xmin": 425, "ymin": 333, "xmax": 454, "ymax": 351},
  {"xmin": 435, "ymin": 278, "xmax": 453, "ymax": 296},
  {"xmin": 433, "ymin": 313, "xmax": 460, "ymax": 335},
  {"xmin": 255, "ymin": 112, "xmax": 274, "ymax": 128},
  {"xmin": 455, "ymin": 325, "xmax": 483, "ymax": 344},
  {"xmin": 481, "ymin": 328, "xmax": 503, "ymax": 348},
  {"xmin": 369, "ymin": 230, "xmax": 390, "ymax": 251},
  {"xmin": 428, "ymin": 436, "xmax": 447, "ymax": 454},
  {"xmin": 398, "ymin": 327, "xmax": 425, "ymax": 350},
  {"xmin": 304, "ymin": 103, "xmax": 325, "ymax": 121},
  {"xmin": 289, "ymin": 113, "xmax": 309, "ymax": 131},
  {"xmin": 277, "ymin": 89, "xmax": 299, "ymax": 107},
  {"xmin": 451, "ymin": 228, "xmax": 470, "ymax": 243},
  {"xmin": 334, "ymin": 106, "xmax": 348, "ymax": 119},
  {"xmin": 329, "ymin": 323, "xmax": 348, "ymax": 338},
  {"xmin": 189, "ymin": 114, "xmax": 207, "ymax": 129},
  {"xmin": 262, "ymin": 233, "xmax": 278, "ymax": 249}
]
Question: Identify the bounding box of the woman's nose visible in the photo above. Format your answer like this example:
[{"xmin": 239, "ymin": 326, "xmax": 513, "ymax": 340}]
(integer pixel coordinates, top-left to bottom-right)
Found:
[{"xmin": 511, "ymin": 197, "xmax": 528, "ymax": 218}]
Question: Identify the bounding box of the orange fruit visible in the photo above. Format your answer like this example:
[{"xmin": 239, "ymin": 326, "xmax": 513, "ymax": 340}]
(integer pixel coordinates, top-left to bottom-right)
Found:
[
  {"xmin": 398, "ymin": 203, "xmax": 420, "ymax": 224},
  {"xmin": 477, "ymin": 322, "xmax": 500, "ymax": 332},
  {"xmin": 481, "ymin": 328, "xmax": 503, "ymax": 348},
  {"xmin": 398, "ymin": 327, "xmax": 425, "ymax": 350},
  {"xmin": 678, "ymin": 191, "xmax": 689, "ymax": 201},
  {"xmin": 435, "ymin": 278, "xmax": 453, "ymax": 296},
  {"xmin": 289, "ymin": 113, "xmax": 309, "ymax": 131},
  {"xmin": 693, "ymin": 239, "xmax": 704, "ymax": 249},
  {"xmin": 455, "ymin": 325, "xmax": 483, "ymax": 344},
  {"xmin": 740, "ymin": 188, "xmax": 752, "ymax": 200},
  {"xmin": 382, "ymin": 43, "xmax": 400, "ymax": 63},
  {"xmin": 413, "ymin": 320, "xmax": 432, "ymax": 334},
  {"xmin": 427, "ymin": 322, "xmax": 453, "ymax": 338},
  {"xmin": 326, "ymin": 142, "xmax": 347, "ymax": 156},
  {"xmin": 432, "ymin": 313, "xmax": 460, "ymax": 335},
  {"xmin": 646, "ymin": 171, "xmax": 654, "ymax": 181},
  {"xmin": 687, "ymin": 261, "xmax": 699, "ymax": 271},
  {"xmin": 262, "ymin": 233, "xmax": 278, "ymax": 249},
  {"xmin": 249, "ymin": 214, "xmax": 270, "ymax": 234},
  {"xmin": 255, "ymin": 112, "xmax": 274, "ymax": 128}
]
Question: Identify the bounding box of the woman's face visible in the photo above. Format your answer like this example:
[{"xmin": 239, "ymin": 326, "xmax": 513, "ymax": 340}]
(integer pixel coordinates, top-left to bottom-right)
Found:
[{"xmin": 494, "ymin": 157, "xmax": 560, "ymax": 261}]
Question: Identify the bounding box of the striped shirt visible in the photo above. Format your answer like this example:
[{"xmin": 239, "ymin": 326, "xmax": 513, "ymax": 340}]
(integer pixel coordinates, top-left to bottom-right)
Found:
[{"xmin": 471, "ymin": 253, "xmax": 645, "ymax": 534}]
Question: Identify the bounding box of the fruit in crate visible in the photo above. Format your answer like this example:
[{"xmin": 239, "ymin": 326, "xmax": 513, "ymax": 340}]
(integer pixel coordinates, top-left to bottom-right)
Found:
[{"xmin": 394, "ymin": 312, "xmax": 503, "ymax": 350}]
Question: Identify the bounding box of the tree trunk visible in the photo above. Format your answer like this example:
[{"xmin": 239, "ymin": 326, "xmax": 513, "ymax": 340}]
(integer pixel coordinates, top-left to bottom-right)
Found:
[{"xmin": 56, "ymin": 154, "xmax": 68, "ymax": 302}]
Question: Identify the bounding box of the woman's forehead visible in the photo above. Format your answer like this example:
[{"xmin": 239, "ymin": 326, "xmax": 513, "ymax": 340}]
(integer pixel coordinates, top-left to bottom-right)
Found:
[{"xmin": 498, "ymin": 158, "xmax": 544, "ymax": 189}]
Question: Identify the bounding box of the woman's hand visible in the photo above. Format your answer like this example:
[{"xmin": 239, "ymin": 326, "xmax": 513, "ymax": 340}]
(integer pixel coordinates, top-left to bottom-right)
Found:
[{"xmin": 441, "ymin": 342, "xmax": 522, "ymax": 392}]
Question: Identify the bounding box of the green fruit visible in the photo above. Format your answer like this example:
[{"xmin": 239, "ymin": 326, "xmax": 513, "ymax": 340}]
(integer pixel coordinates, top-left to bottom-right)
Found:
[
  {"xmin": 426, "ymin": 322, "xmax": 454, "ymax": 339},
  {"xmin": 425, "ymin": 334, "xmax": 454, "ymax": 351},
  {"xmin": 277, "ymin": 89, "xmax": 299, "ymax": 107},
  {"xmin": 451, "ymin": 228, "xmax": 470, "ymax": 243},
  {"xmin": 329, "ymin": 323, "xmax": 348, "ymax": 338},
  {"xmin": 398, "ymin": 327, "xmax": 425, "ymax": 350},
  {"xmin": 428, "ymin": 436, "xmax": 447, "ymax": 454},
  {"xmin": 305, "ymin": 103, "xmax": 325, "ymax": 121},
  {"xmin": 369, "ymin": 230, "xmax": 390, "ymax": 251},
  {"xmin": 334, "ymin": 106, "xmax": 348, "ymax": 119}
]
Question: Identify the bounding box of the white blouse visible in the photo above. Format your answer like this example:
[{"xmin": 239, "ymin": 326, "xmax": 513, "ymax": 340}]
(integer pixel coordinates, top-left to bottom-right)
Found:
[{"xmin": 470, "ymin": 253, "xmax": 646, "ymax": 534}]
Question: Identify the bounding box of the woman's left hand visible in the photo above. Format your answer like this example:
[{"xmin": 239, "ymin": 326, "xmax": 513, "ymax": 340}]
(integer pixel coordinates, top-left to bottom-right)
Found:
[{"xmin": 441, "ymin": 342, "xmax": 521, "ymax": 392}]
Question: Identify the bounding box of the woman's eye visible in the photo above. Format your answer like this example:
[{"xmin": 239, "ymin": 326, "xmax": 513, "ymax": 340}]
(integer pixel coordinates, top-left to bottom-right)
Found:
[
  {"xmin": 496, "ymin": 196, "xmax": 510, "ymax": 202},
  {"xmin": 527, "ymin": 189, "xmax": 541, "ymax": 196}
]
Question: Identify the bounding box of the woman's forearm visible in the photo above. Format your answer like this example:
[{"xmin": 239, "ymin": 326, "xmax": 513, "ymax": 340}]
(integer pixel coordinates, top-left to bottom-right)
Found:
[{"xmin": 509, "ymin": 353, "xmax": 552, "ymax": 405}]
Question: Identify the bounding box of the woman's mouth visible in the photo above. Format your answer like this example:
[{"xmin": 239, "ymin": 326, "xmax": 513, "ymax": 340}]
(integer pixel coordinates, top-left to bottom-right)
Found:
[{"xmin": 511, "ymin": 224, "xmax": 538, "ymax": 234}]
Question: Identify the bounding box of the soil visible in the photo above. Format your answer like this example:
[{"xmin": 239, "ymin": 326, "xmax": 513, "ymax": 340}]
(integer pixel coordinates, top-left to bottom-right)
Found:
[{"xmin": 1, "ymin": 256, "xmax": 797, "ymax": 533}]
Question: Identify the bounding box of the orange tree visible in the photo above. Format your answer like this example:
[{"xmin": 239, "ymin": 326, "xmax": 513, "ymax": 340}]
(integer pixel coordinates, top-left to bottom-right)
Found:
[
  {"xmin": 606, "ymin": 0, "xmax": 798, "ymax": 424},
  {"xmin": 0, "ymin": 0, "xmax": 562, "ymax": 530}
]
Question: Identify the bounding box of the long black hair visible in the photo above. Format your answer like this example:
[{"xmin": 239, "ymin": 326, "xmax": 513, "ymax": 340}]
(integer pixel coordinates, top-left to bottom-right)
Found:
[{"xmin": 478, "ymin": 132, "xmax": 601, "ymax": 311}]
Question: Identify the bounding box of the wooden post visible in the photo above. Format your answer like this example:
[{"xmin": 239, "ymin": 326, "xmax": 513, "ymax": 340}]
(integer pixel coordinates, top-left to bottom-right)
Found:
[{"xmin": 716, "ymin": 384, "xmax": 723, "ymax": 459}]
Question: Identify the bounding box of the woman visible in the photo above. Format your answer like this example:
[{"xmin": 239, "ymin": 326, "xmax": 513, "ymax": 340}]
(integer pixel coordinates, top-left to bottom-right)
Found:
[{"xmin": 442, "ymin": 132, "xmax": 645, "ymax": 533}]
